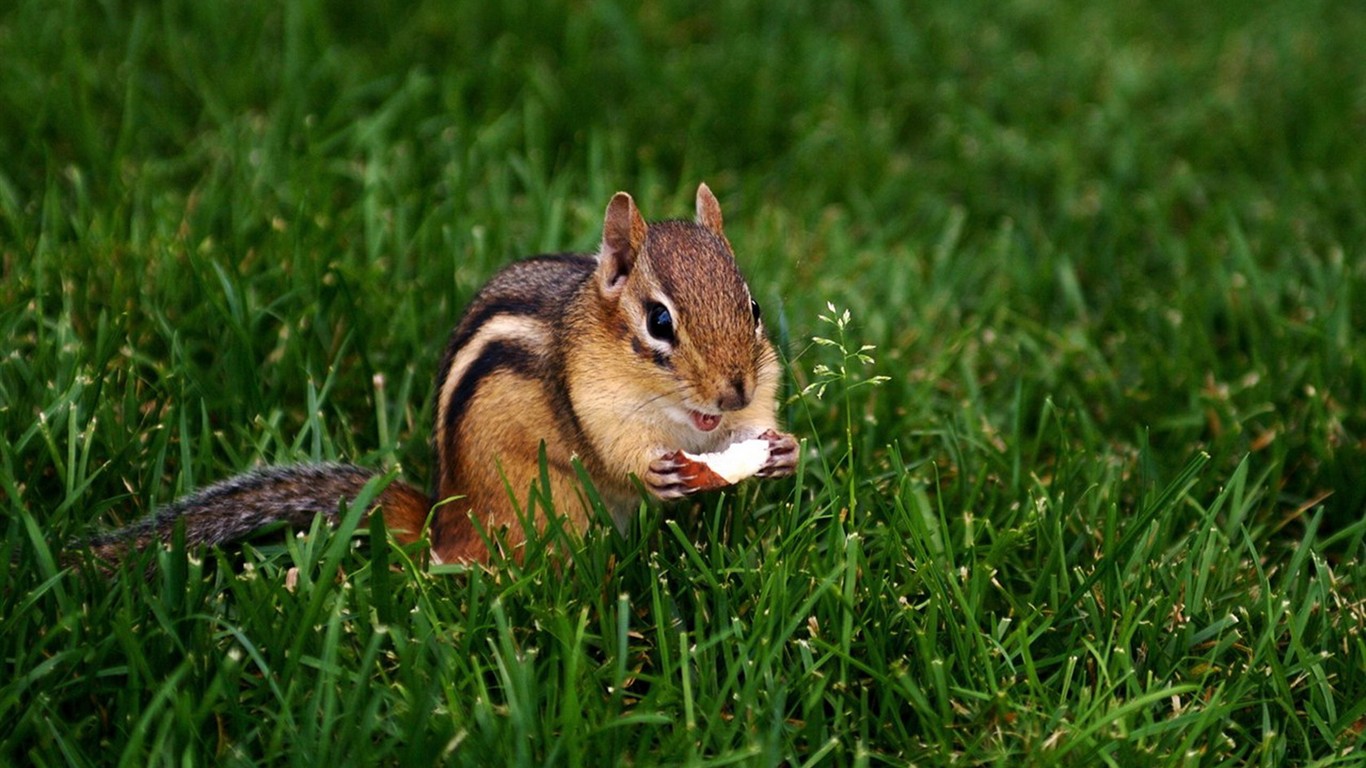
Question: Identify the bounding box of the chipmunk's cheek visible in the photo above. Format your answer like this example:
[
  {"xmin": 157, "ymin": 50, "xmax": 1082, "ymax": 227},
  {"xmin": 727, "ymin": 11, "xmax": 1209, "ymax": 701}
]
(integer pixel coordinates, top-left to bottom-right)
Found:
[{"xmin": 690, "ymin": 410, "xmax": 721, "ymax": 432}]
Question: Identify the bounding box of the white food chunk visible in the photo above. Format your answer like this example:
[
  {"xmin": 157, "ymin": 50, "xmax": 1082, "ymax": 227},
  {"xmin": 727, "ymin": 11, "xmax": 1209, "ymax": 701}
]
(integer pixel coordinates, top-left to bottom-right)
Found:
[{"xmin": 684, "ymin": 438, "xmax": 771, "ymax": 484}]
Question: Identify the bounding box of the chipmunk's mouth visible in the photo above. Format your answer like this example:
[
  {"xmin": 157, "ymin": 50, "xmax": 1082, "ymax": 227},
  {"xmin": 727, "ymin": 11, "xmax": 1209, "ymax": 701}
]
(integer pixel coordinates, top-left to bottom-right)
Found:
[{"xmin": 690, "ymin": 410, "xmax": 722, "ymax": 432}]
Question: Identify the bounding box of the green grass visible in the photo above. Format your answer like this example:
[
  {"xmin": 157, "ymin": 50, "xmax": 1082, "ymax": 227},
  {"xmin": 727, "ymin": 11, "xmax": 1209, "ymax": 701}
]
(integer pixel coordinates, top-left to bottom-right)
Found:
[{"xmin": 3, "ymin": 0, "xmax": 1365, "ymax": 764}]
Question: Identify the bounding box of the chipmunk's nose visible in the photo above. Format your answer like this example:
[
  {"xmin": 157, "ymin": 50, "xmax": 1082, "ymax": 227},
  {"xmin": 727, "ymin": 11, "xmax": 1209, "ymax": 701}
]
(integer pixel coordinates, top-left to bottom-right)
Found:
[{"xmin": 716, "ymin": 376, "xmax": 751, "ymax": 412}]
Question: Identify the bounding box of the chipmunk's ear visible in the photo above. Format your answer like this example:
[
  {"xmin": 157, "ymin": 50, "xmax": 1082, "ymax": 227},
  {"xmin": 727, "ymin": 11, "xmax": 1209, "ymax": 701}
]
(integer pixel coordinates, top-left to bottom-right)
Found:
[
  {"xmin": 695, "ymin": 183, "xmax": 724, "ymax": 236},
  {"xmin": 599, "ymin": 191, "xmax": 647, "ymax": 295}
]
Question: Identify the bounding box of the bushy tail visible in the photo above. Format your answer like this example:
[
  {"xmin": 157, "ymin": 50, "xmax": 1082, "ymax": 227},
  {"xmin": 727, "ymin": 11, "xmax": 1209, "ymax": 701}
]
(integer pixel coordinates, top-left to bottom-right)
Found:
[{"xmin": 82, "ymin": 463, "xmax": 430, "ymax": 563}]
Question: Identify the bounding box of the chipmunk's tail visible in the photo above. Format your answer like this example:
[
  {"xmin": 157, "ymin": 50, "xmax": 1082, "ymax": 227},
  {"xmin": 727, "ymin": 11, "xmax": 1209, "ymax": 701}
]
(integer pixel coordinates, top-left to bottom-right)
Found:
[{"xmin": 80, "ymin": 463, "xmax": 430, "ymax": 564}]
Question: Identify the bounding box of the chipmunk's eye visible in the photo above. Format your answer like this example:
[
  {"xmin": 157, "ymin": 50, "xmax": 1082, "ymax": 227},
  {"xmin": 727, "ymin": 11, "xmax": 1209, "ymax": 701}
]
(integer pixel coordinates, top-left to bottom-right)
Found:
[
  {"xmin": 645, "ymin": 301, "xmax": 675, "ymax": 343},
  {"xmin": 750, "ymin": 299, "xmax": 762, "ymax": 324}
]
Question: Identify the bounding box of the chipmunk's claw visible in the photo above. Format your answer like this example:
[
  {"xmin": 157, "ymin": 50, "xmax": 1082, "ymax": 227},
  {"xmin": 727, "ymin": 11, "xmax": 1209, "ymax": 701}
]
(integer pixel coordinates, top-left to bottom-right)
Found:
[
  {"xmin": 755, "ymin": 430, "xmax": 799, "ymax": 478},
  {"xmin": 645, "ymin": 451, "xmax": 709, "ymax": 499}
]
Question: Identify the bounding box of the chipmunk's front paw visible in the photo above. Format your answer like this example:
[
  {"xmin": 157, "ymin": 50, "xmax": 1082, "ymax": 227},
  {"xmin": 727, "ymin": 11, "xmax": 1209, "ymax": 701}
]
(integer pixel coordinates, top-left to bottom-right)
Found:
[
  {"xmin": 755, "ymin": 430, "xmax": 799, "ymax": 478},
  {"xmin": 645, "ymin": 452, "xmax": 710, "ymax": 499}
]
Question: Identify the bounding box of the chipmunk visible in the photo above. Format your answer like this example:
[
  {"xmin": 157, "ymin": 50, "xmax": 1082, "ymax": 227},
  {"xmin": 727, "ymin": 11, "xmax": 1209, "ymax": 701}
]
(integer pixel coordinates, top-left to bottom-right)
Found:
[{"xmin": 84, "ymin": 183, "xmax": 798, "ymax": 566}]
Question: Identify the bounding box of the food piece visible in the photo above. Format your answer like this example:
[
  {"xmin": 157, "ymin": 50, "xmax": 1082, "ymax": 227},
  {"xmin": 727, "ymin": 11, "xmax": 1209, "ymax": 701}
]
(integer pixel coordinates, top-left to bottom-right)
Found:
[{"xmin": 683, "ymin": 438, "xmax": 772, "ymax": 485}]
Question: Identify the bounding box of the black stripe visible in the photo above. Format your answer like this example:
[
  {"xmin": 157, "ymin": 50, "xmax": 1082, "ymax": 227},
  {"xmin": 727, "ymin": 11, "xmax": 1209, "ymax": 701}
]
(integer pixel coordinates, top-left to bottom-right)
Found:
[
  {"xmin": 441, "ymin": 255, "xmax": 596, "ymax": 366},
  {"xmin": 547, "ymin": 356, "xmax": 603, "ymax": 477},
  {"xmin": 441, "ymin": 341, "xmax": 540, "ymax": 442},
  {"xmin": 449, "ymin": 299, "xmax": 546, "ymax": 354},
  {"xmin": 630, "ymin": 336, "xmax": 673, "ymax": 371},
  {"xmin": 531, "ymin": 252, "xmax": 598, "ymax": 266}
]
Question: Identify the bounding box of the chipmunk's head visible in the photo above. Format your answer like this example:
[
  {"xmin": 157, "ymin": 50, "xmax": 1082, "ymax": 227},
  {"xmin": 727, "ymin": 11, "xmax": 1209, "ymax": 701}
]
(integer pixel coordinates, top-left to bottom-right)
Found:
[{"xmin": 594, "ymin": 183, "xmax": 776, "ymax": 437}]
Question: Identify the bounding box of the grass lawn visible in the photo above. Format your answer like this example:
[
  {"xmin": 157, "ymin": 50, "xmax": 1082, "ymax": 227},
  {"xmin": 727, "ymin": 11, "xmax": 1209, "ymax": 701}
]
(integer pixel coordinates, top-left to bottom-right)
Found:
[{"xmin": 3, "ymin": 0, "xmax": 1364, "ymax": 764}]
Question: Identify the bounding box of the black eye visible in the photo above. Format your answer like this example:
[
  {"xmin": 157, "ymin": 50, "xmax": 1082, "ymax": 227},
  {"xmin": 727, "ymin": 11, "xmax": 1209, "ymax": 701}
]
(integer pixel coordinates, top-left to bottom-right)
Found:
[
  {"xmin": 750, "ymin": 299, "xmax": 762, "ymax": 324},
  {"xmin": 645, "ymin": 302, "xmax": 675, "ymax": 342}
]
